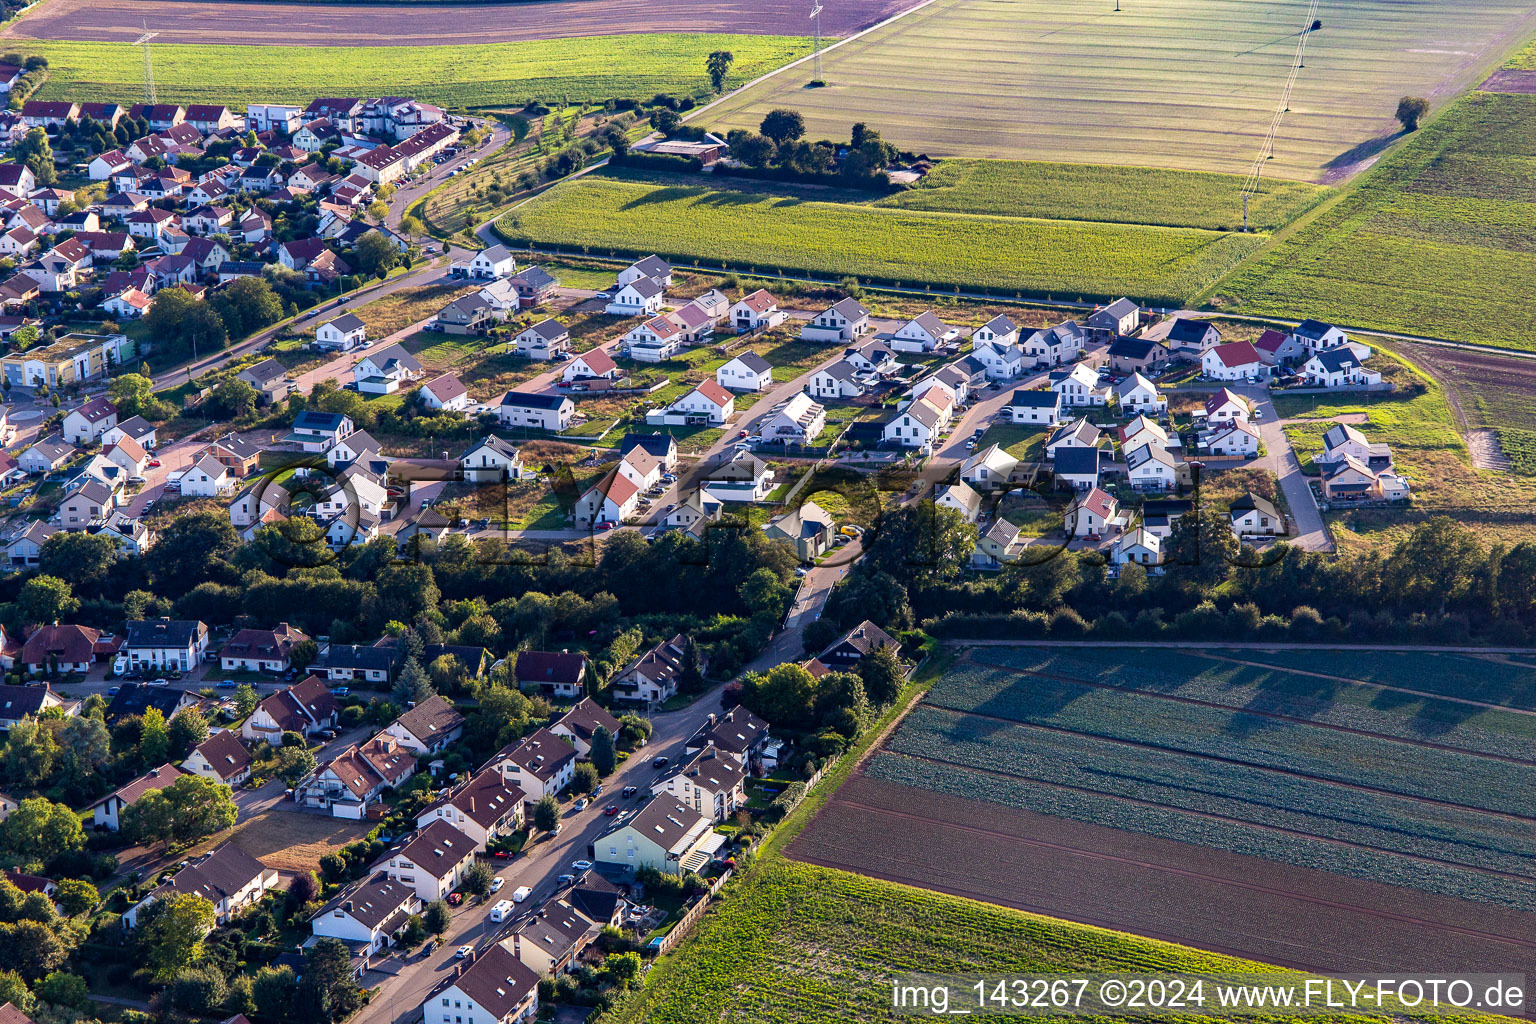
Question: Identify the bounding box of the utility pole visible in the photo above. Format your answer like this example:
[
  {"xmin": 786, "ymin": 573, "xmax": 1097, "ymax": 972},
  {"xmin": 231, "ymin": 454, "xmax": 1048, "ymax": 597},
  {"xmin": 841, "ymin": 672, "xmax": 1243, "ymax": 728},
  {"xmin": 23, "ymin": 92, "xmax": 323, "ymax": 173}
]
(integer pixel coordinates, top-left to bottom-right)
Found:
[
  {"xmin": 810, "ymin": 2, "xmax": 824, "ymax": 79},
  {"xmin": 134, "ymin": 19, "xmax": 159, "ymax": 104}
]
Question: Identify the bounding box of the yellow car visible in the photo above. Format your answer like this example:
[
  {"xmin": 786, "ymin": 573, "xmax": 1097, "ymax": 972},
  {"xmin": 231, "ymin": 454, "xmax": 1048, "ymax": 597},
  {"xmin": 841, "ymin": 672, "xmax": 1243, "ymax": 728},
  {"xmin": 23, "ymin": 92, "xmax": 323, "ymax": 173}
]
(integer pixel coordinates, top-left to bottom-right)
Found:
[{"xmin": 839, "ymin": 525, "xmax": 863, "ymax": 538}]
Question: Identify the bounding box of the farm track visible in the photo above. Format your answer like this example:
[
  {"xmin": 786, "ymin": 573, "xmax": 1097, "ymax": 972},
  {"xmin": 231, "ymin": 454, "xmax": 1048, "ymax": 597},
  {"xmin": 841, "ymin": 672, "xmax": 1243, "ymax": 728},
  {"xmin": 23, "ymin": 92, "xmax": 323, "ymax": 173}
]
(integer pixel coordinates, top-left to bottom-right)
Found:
[
  {"xmin": 915, "ymin": 700, "xmax": 1536, "ymax": 823},
  {"xmin": 788, "ymin": 776, "xmax": 1536, "ymax": 978},
  {"xmin": 881, "ymin": 748, "xmax": 1536, "ymax": 886},
  {"xmin": 2, "ymin": 0, "xmax": 917, "ymax": 44},
  {"xmin": 945, "ymin": 661, "xmax": 1536, "ymax": 766}
]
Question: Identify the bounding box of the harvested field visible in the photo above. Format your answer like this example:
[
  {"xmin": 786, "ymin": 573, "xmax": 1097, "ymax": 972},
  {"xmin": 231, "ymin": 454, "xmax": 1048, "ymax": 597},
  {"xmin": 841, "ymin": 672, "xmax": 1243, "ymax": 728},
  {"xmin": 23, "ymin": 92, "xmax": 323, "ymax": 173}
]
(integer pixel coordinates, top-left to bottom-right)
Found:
[
  {"xmin": 4, "ymin": 0, "xmax": 908, "ymax": 45},
  {"xmin": 1396, "ymin": 341, "xmax": 1536, "ymax": 473},
  {"xmin": 703, "ymin": 0, "xmax": 1536, "ymax": 181},
  {"xmin": 1480, "ymin": 68, "xmax": 1536, "ymax": 93},
  {"xmin": 779, "ymin": 646, "xmax": 1536, "ymax": 975},
  {"xmin": 789, "ymin": 774, "xmax": 1536, "ymax": 979},
  {"xmin": 225, "ymin": 808, "xmax": 368, "ymax": 873}
]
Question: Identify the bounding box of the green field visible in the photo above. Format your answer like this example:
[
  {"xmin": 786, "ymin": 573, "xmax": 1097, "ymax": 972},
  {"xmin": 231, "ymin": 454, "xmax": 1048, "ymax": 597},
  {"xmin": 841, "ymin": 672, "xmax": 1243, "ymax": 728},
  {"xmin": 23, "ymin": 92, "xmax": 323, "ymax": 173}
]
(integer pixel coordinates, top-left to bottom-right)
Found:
[
  {"xmin": 18, "ymin": 35, "xmax": 809, "ymax": 107},
  {"xmin": 865, "ymin": 647, "xmax": 1536, "ymax": 910},
  {"xmin": 601, "ymin": 858, "xmax": 1292, "ymax": 1024},
  {"xmin": 875, "ymin": 160, "xmax": 1327, "ymax": 231},
  {"xmin": 495, "ymin": 171, "xmax": 1266, "ymax": 305},
  {"xmin": 702, "ymin": 0, "xmax": 1536, "ymax": 180},
  {"xmin": 1211, "ymin": 91, "xmax": 1536, "ymax": 350}
]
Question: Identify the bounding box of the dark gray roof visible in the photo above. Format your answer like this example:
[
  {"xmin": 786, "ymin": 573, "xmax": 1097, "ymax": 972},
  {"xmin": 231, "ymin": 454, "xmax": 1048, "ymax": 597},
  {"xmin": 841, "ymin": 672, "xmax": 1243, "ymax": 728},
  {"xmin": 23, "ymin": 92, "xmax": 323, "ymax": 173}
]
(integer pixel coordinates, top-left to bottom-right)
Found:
[
  {"xmin": 321, "ymin": 643, "xmax": 395, "ymax": 673},
  {"xmin": 317, "ymin": 871, "xmax": 418, "ymax": 929},
  {"xmin": 1230, "ymin": 491, "xmax": 1279, "ymax": 519},
  {"xmin": 1053, "ymin": 446, "xmax": 1103, "ymax": 477},
  {"xmin": 1165, "ymin": 317, "xmax": 1214, "ymax": 343},
  {"xmin": 125, "ymin": 619, "xmax": 206, "ymax": 650},
  {"xmin": 445, "ymin": 944, "xmax": 540, "ymax": 1019},
  {"xmin": 500, "ymin": 390, "xmax": 569, "ymax": 410},
  {"xmin": 730, "ymin": 351, "xmax": 772, "ymax": 374},
  {"xmin": 157, "ymin": 843, "xmax": 268, "ymax": 904},
  {"xmin": 1010, "ymin": 389, "xmax": 1059, "ymax": 408},
  {"xmin": 1292, "ymin": 318, "xmax": 1336, "ymax": 339}
]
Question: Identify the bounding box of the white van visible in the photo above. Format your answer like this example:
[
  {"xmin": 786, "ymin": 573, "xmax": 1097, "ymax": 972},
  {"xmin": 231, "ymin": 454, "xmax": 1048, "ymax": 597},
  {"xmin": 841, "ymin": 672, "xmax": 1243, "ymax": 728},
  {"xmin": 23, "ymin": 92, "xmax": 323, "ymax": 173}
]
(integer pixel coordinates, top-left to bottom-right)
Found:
[
  {"xmin": 489, "ymin": 899, "xmax": 514, "ymax": 923},
  {"xmin": 512, "ymin": 886, "xmax": 532, "ymax": 904}
]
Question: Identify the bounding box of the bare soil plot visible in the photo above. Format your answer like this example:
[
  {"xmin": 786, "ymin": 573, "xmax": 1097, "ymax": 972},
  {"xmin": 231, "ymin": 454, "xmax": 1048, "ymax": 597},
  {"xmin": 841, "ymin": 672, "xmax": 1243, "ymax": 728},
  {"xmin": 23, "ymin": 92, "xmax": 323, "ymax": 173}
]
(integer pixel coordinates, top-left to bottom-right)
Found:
[
  {"xmin": 225, "ymin": 808, "xmax": 369, "ymax": 873},
  {"xmin": 705, "ymin": 0, "xmax": 1536, "ymax": 181},
  {"xmin": 6, "ymin": 0, "xmax": 912, "ymax": 45},
  {"xmin": 790, "ymin": 774, "xmax": 1536, "ymax": 978}
]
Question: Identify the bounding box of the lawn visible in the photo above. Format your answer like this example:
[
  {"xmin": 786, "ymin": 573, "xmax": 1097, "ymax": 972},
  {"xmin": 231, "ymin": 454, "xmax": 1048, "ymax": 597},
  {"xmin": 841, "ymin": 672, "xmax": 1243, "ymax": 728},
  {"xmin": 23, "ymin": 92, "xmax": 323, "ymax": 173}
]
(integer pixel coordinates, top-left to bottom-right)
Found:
[
  {"xmin": 349, "ymin": 283, "xmax": 479, "ymax": 339},
  {"xmin": 875, "ymin": 159, "xmax": 1326, "ymax": 231},
  {"xmin": 497, "ymin": 172, "xmax": 1265, "ymax": 306},
  {"xmin": 1211, "ymin": 90, "xmax": 1536, "ymax": 351},
  {"xmin": 220, "ymin": 809, "xmax": 369, "ymax": 874},
  {"xmin": 976, "ymin": 422, "xmax": 1046, "ymax": 462},
  {"xmin": 700, "ymin": 0, "xmax": 1536, "ymax": 181},
  {"xmin": 18, "ymin": 35, "xmax": 812, "ymax": 108}
]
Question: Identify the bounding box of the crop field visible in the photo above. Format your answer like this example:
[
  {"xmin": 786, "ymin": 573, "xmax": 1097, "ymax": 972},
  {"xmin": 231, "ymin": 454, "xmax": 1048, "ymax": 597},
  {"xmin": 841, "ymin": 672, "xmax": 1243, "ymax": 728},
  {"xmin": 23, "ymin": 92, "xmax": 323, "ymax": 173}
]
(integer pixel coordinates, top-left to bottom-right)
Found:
[
  {"xmin": 13, "ymin": 34, "xmax": 810, "ymax": 107},
  {"xmin": 1211, "ymin": 90, "xmax": 1536, "ymax": 351},
  {"xmin": 874, "ymin": 160, "xmax": 1327, "ymax": 232},
  {"xmin": 777, "ymin": 646, "xmax": 1536, "ymax": 980},
  {"xmin": 1395, "ymin": 341, "xmax": 1536, "ymax": 472},
  {"xmin": 495, "ymin": 173, "xmax": 1266, "ymax": 306},
  {"xmin": 6, "ymin": 0, "xmax": 905, "ymax": 45},
  {"xmin": 600, "ymin": 857, "xmax": 1333, "ymax": 1024},
  {"xmin": 701, "ymin": 0, "xmax": 1536, "ymax": 182}
]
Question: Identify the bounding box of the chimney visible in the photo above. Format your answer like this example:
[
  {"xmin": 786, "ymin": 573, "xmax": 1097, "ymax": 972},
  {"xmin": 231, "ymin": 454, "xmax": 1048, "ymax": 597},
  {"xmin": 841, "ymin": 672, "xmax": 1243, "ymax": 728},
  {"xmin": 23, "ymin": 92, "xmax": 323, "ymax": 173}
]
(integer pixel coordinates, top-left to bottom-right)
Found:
[{"xmin": 343, "ymin": 901, "xmax": 353, "ymax": 912}]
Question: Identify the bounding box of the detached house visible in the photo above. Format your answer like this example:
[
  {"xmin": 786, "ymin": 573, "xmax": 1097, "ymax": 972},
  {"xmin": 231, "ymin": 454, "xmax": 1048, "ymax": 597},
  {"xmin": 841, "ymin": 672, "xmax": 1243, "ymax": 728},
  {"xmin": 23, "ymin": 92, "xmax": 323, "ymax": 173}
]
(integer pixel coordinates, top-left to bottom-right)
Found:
[
  {"xmin": 483, "ymin": 727, "xmax": 577, "ymax": 802},
  {"xmin": 1086, "ymin": 297, "xmax": 1141, "ymax": 336},
  {"xmin": 514, "ymin": 319, "xmax": 569, "ymax": 361},
  {"xmin": 415, "ymin": 769, "xmax": 525, "ymax": 847},
  {"xmin": 313, "ymin": 873, "xmax": 423, "ymax": 957},
  {"xmin": 729, "ymin": 289, "xmax": 781, "ymax": 331},
  {"xmin": 1202, "ymin": 341, "xmax": 1265, "ymax": 381},
  {"xmin": 514, "ymin": 650, "xmax": 587, "ymax": 699},
  {"xmin": 498, "ymin": 391, "xmax": 573, "ymax": 432},
  {"xmin": 62, "ymin": 397, "xmax": 119, "ymax": 445},
  {"xmin": 800, "ymin": 296, "xmax": 870, "ymax": 343},
  {"xmin": 652, "ymin": 746, "xmax": 746, "ymax": 823},
  {"xmin": 384, "ymin": 694, "xmax": 465, "ymax": 755},
  {"xmin": 1164, "ymin": 317, "xmax": 1222, "ymax": 359},
  {"xmin": 378, "ymin": 820, "xmax": 476, "ymax": 901},
  {"xmin": 1303, "ymin": 347, "xmax": 1381, "ymax": 389},
  {"xmin": 296, "ymin": 736, "xmax": 414, "ymax": 818},
  {"xmin": 219, "ymin": 622, "xmax": 309, "ymax": 674},
  {"xmin": 594, "ymin": 796, "xmax": 717, "ymax": 876},
  {"xmin": 459, "ymin": 436, "xmax": 526, "ymax": 483},
  {"xmin": 123, "ymin": 618, "xmax": 208, "ymax": 673},
  {"xmin": 717, "ymin": 351, "xmax": 773, "ymax": 392},
  {"xmin": 606, "ymin": 276, "xmax": 664, "ymax": 316},
  {"xmin": 90, "ymin": 764, "xmax": 184, "ymax": 830},
  {"xmin": 316, "ymin": 312, "xmax": 367, "ymax": 352},
  {"xmin": 549, "ymin": 698, "xmax": 621, "ymax": 759},
  {"xmin": 1009, "ymin": 388, "xmax": 1062, "ymax": 426},
  {"xmin": 123, "ymin": 842, "xmax": 276, "ymax": 928},
  {"xmin": 183, "ymin": 730, "xmax": 254, "ymax": 786},
  {"xmin": 1230, "ymin": 491, "xmax": 1285, "ymax": 537},
  {"xmin": 1050, "ymin": 363, "xmax": 1109, "ymax": 407},
  {"xmin": 612, "ymin": 634, "xmax": 690, "ymax": 705},
  {"xmin": 1290, "ymin": 319, "xmax": 1349, "ymax": 354},
  {"xmin": 888, "ymin": 310, "xmax": 959, "ymax": 353},
  {"xmin": 353, "ymin": 343, "xmax": 422, "ymax": 395},
  {"xmin": 425, "ymin": 943, "xmax": 539, "ymax": 1024},
  {"xmin": 883, "ymin": 394, "xmax": 944, "ymax": 449}
]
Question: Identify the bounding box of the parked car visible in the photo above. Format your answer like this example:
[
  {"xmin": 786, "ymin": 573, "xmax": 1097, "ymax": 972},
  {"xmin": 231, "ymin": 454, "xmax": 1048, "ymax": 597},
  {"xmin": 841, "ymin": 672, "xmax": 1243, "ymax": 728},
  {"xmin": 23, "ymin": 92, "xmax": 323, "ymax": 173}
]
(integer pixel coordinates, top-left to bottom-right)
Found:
[
  {"xmin": 447, "ymin": 892, "xmax": 463, "ymax": 906},
  {"xmin": 621, "ymin": 785, "xmax": 638, "ymax": 798},
  {"xmin": 652, "ymin": 756, "xmax": 669, "ymax": 768},
  {"xmin": 455, "ymin": 945, "xmax": 473, "ymax": 958},
  {"xmin": 490, "ymin": 877, "xmax": 504, "ymax": 893},
  {"xmin": 572, "ymin": 859, "xmax": 593, "ymax": 871}
]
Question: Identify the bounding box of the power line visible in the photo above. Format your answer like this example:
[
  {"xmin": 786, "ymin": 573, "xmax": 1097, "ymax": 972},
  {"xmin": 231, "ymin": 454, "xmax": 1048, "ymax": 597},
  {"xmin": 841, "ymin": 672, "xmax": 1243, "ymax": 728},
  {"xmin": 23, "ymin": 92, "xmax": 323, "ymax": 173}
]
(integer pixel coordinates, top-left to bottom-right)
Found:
[
  {"xmin": 134, "ymin": 18, "xmax": 159, "ymax": 104},
  {"xmin": 1239, "ymin": 0, "xmax": 1321, "ymax": 229}
]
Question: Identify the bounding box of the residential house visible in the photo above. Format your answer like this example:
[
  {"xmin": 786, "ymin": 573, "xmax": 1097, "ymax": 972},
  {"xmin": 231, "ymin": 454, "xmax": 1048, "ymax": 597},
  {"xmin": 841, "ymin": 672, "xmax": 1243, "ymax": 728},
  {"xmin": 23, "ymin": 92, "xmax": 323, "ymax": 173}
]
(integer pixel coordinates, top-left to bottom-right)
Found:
[
  {"xmin": 1303, "ymin": 347, "xmax": 1381, "ymax": 388},
  {"xmin": 1064, "ymin": 487, "xmax": 1120, "ymax": 537},
  {"xmin": 379, "ymin": 820, "xmax": 476, "ymax": 901},
  {"xmin": 1106, "ymin": 336, "xmax": 1168, "ymax": 374},
  {"xmin": 498, "ymin": 392, "xmax": 573, "ymax": 432},
  {"xmin": 960, "ymin": 444, "xmax": 1018, "ymax": 491},
  {"xmin": 194, "ymin": 434, "xmax": 263, "ymax": 478},
  {"xmin": 515, "ymin": 651, "xmax": 587, "ymax": 699},
  {"xmin": 656, "ymin": 489, "xmax": 722, "ymax": 538},
  {"xmin": 882, "ymin": 394, "xmax": 943, "ymax": 449},
  {"xmin": 762, "ymin": 500, "xmax": 833, "ymax": 560},
  {"xmin": 1125, "ymin": 441, "xmax": 1178, "ymax": 491},
  {"xmin": 436, "ymin": 293, "xmax": 495, "ymax": 336},
  {"xmin": 972, "ymin": 517, "xmax": 1024, "ymax": 570},
  {"xmin": 887, "ymin": 310, "xmax": 959, "ymax": 353},
  {"xmin": 320, "ymin": 643, "xmax": 394, "ymax": 685},
  {"xmin": 353, "ymin": 344, "xmax": 422, "ymax": 395},
  {"xmin": 1319, "ymin": 422, "xmax": 1393, "ymax": 472},
  {"xmin": 1138, "ymin": 498, "xmax": 1193, "ymax": 539},
  {"xmin": 316, "ymin": 312, "xmax": 367, "ymax": 351},
  {"xmin": 312, "ymin": 872, "xmax": 423, "ymax": 956},
  {"xmin": 182, "ymin": 730, "xmax": 253, "ymax": 786},
  {"xmin": 1009, "ymin": 388, "xmax": 1063, "ymax": 426},
  {"xmin": 605, "ymin": 277, "xmax": 664, "ymax": 316},
  {"xmin": 757, "ymin": 392, "xmax": 825, "ymax": 447},
  {"xmin": 616, "ymin": 255, "xmax": 671, "ymax": 288},
  {"xmin": 508, "ymin": 266, "xmax": 557, "ymax": 307},
  {"xmin": 181, "ymin": 456, "xmax": 234, "ymax": 497},
  {"xmin": 419, "ymin": 373, "xmax": 469, "ymax": 412},
  {"xmin": 593, "ymin": 796, "xmax": 719, "ymax": 876},
  {"xmin": 657, "ymin": 381, "xmax": 734, "ymax": 426},
  {"xmin": 799, "ymin": 296, "xmax": 870, "ymax": 343},
  {"xmin": 89, "ymin": 764, "xmax": 184, "ymax": 830},
  {"xmin": 935, "ymin": 480, "xmax": 983, "ymax": 522},
  {"xmin": 1113, "ymin": 527, "xmax": 1163, "ymax": 566},
  {"xmin": 1053, "ymin": 445, "xmax": 1107, "ymax": 491},
  {"xmin": 1044, "ymin": 418, "xmax": 1102, "ymax": 460},
  {"xmin": 123, "ymin": 618, "xmax": 208, "ymax": 673},
  {"xmin": 619, "ymin": 433, "xmax": 679, "ymax": 470},
  {"xmin": 1195, "ymin": 395, "xmax": 1252, "ymax": 435},
  {"xmin": 236, "ymin": 360, "xmax": 290, "ymax": 405},
  {"xmin": 1230, "ymin": 492, "xmax": 1285, "ymax": 537},
  {"xmin": 287, "ymin": 410, "xmax": 355, "ymax": 453},
  {"xmin": 612, "ymin": 634, "xmax": 691, "ymax": 706},
  {"xmin": 425, "ymin": 944, "xmax": 539, "ymax": 1024},
  {"xmin": 514, "ymin": 319, "xmax": 570, "ymax": 361},
  {"xmin": 451, "ymin": 244, "xmax": 516, "ymax": 280},
  {"xmin": 5, "ymin": 522, "xmax": 58, "ymax": 566},
  {"xmin": 563, "ymin": 348, "xmax": 619, "ymax": 384},
  {"xmin": 548, "ymin": 698, "xmax": 621, "ymax": 759},
  {"xmin": 1020, "ymin": 321, "xmax": 1089, "ymax": 368},
  {"xmin": 1085, "ymin": 297, "xmax": 1141, "ymax": 336},
  {"xmin": 506, "ymin": 902, "xmax": 599, "ymax": 975},
  {"xmin": 729, "ymin": 289, "xmax": 781, "ymax": 331},
  {"xmin": 1202, "ymin": 341, "xmax": 1265, "ymax": 381},
  {"xmin": 415, "ymin": 770, "xmax": 525, "ymax": 848},
  {"xmin": 1254, "ymin": 328, "xmax": 1305, "ymax": 365},
  {"xmin": 219, "ymin": 622, "xmax": 309, "ymax": 674},
  {"xmin": 843, "ymin": 340, "xmax": 900, "ymax": 376},
  {"xmin": 1164, "ymin": 317, "xmax": 1221, "ymax": 360},
  {"xmin": 459, "ymin": 436, "xmax": 526, "ymax": 484},
  {"xmin": 61, "ymin": 397, "xmax": 118, "ymax": 445},
  {"xmin": 1051, "ymin": 363, "xmax": 1109, "ymax": 406},
  {"xmin": 0, "ymin": 683, "xmax": 74, "ymax": 728},
  {"xmin": 483, "ymin": 728, "xmax": 576, "ymax": 802},
  {"xmin": 717, "ymin": 351, "xmax": 773, "ymax": 392},
  {"xmin": 702, "ymin": 449, "xmax": 772, "ymax": 502},
  {"xmin": 384, "ymin": 694, "xmax": 465, "ymax": 755},
  {"xmin": 1113, "ymin": 372, "xmax": 1165, "ymax": 415},
  {"xmin": 807, "ymin": 360, "xmax": 864, "ymax": 400},
  {"xmin": 103, "ymin": 289, "xmax": 152, "ymax": 319},
  {"xmin": 57, "ymin": 480, "xmax": 115, "ymax": 528},
  {"xmin": 623, "ymin": 314, "xmax": 684, "ymax": 362},
  {"xmin": 1201, "ymin": 417, "xmax": 1261, "ymax": 456},
  {"xmin": 123, "ymin": 843, "xmax": 276, "ymax": 928},
  {"xmin": 1290, "ymin": 319, "xmax": 1349, "ymax": 355},
  {"xmin": 294, "ymin": 736, "xmax": 413, "ymax": 818},
  {"xmin": 1322, "ymin": 456, "xmax": 1411, "ymax": 502}
]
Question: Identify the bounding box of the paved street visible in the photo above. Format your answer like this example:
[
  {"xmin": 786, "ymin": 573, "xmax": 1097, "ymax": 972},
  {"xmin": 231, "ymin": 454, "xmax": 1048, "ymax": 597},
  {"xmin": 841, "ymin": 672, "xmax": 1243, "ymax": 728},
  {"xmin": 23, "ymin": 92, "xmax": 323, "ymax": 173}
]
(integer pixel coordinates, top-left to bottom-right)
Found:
[
  {"xmin": 347, "ymin": 687, "xmax": 731, "ymax": 1024},
  {"xmin": 1246, "ymin": 387, "xmax": 1332, "ymax": 551}
]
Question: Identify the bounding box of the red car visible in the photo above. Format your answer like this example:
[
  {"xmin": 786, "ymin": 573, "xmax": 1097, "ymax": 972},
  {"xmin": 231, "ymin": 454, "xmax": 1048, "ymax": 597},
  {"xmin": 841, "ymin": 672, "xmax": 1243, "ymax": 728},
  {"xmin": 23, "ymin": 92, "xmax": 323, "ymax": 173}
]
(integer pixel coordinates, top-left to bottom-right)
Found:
[
  {"xmin": 736, "ymin": 429, "xmax": 748, "ymax": 438},
  {"xmin": 604, "ymin": 805, "xmax": 618, "ymax": 816},
  {"xmin": 148, "ymin": 459, "xmax": 162, "ymax": 468},
  {"xmin": 596, "ymin": 521, "xmax": 617, "ymax": 531},
  {"xmin": 447, "ymin": 892, "xmax": 463, "ymax": 905}
]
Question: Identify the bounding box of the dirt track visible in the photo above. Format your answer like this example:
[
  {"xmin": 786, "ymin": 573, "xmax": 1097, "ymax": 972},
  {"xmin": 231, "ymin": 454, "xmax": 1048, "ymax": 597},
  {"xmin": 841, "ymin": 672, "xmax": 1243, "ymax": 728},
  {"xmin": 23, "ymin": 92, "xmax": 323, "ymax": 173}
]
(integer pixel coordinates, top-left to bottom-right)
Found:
[
  {"xmin": 4, "ymin": 0, "xmax": 917, "ymax": 45},
  {"xmin": 791, "ymin": 774, "xmax": 1536, "ymax": 979}
]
